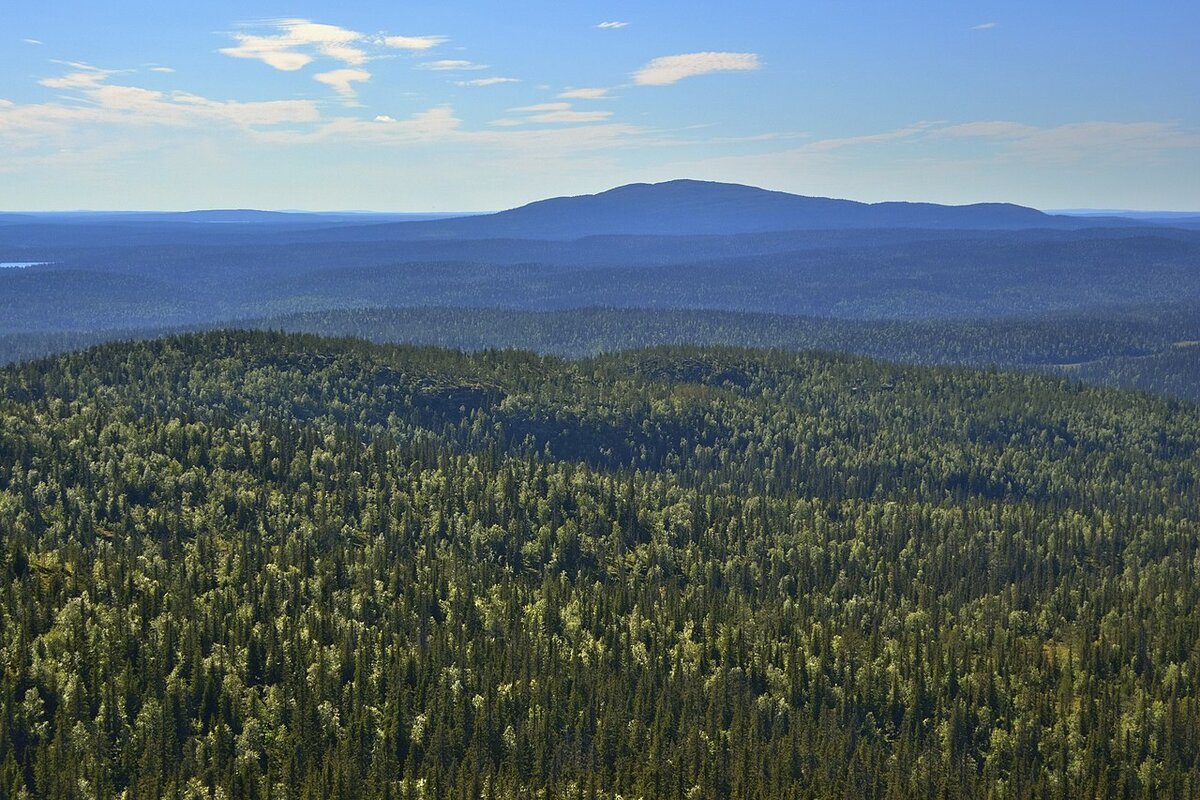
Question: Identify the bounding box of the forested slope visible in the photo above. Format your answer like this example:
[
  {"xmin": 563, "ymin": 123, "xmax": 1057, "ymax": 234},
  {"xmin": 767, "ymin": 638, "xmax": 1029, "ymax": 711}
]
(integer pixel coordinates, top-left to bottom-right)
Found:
[
  {"xmin": 6, "ymin": 305, "xmax": 1200, "ymax": 403},
  {"xmin": 1, "ymin": 332, "xmax": 1198, "ymax": 798}
]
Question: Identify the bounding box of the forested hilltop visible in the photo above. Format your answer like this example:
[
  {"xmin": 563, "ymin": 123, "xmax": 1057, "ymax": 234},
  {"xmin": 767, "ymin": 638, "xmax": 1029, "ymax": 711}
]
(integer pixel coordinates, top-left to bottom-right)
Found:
[
  {"xmin": 2, "ymin": 331, "xmax": 1199, "ymax": 798},
  {"xmin": 6, "ymin": 305, "xmax": 1200, "ymax": 404}
]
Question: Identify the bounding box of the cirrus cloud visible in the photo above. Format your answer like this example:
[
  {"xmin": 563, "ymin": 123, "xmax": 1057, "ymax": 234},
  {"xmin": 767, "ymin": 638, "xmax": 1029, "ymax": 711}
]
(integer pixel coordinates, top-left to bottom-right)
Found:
[{"xmin": 633, "ymin": 52, "xmax": 760, "ymax": 86}]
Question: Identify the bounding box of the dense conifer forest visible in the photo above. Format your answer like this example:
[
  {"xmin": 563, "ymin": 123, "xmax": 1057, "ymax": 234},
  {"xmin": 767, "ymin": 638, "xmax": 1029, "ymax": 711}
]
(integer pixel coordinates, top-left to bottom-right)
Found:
[
  {"xmin": 5, "ymin": 305, "xmax": 1200, "ymax": 404},
  {"xmin": 1, "ymin": 331, "xmax": 1198, "ymax": 798}
]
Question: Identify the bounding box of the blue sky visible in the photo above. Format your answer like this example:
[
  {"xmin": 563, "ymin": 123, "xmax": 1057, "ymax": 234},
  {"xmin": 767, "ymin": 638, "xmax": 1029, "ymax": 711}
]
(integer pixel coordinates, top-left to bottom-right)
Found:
[{"xmin": 2, "ymin": 1, "xmax": 1197, "ymax": 211}]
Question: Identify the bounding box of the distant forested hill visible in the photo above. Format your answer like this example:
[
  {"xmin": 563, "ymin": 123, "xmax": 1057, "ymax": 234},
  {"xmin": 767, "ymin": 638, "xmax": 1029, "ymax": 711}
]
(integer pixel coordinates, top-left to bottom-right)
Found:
[
  {"xmin": 6, "ymin": 305, "xmax": 1200, "ymax": 403},
  {"xmin": 1, "ymin": 331, "xmax": 1199, "ymax": 798},
  {"xmin": 3, "ymin": 181, "xmax": 1199, "ymax": 403},
  {"xmin": 4, "ymin": 228, "xmax": 1198, "ymax": 333},
  {"xmin": 2, "ymin": 182, "xmax": 1196, "ymax": 338}
]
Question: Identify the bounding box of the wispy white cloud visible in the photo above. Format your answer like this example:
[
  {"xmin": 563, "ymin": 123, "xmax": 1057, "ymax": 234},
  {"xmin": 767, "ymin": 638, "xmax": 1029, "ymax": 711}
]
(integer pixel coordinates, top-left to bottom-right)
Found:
[
  {"xmin": 9, "ymin": 63, "xmax": 320, "ymax": 143},
  {"xmin": 4, "ymin": 50, "xmax": 673, "ymax": 193},
  {"xmin": 558, "ymin": 87, "xmax": 610, "ymax": 99},
  {"xmin": 149, "ymin": 66, "xmax": 176, "ymax": 73},
  {"xmin": 511, "ymin": 103, "xmax": 571, "ymax": 113},
  {"xmin": 166, "ymin": 91, "xmax": 321, "ymax": 126},
  {"xmin": 221, "ymin": 19, "xmax": 445, "ymax": 71},
  {"xmin": 742, "ymin": 119, "xmax": 1200, "ymax": 165},
  {"xmin": 803, "ymin": 122, "xmax": 941, "ymax": 152},
  {"xmin": 219, "ymin": 37, "xmax": 313, "ymax": 71},
  {"xmin": 257, "ymin": 106, "xmax": 636, "ymax": 151},
  {"xmin": 938, "ymin": 121, "xmax": 1031, "ymax": 139},
  {"xmin": 40, "ymin": 72, "xmax": 110, "ymax": 90},
  {"xmin": 320, "ymin": 107, "xmax": 462, "ymax": 141},
  {"xmin": 633, "ymin": 52, "xmax": 760, "ymax": 86},
  {"xmin": 4, "ymin": 54, "xmax": 667, "ymax": 205},
  {"xmin": 39, "ymin": 62, "xmax": 119, "ymax": 90},
  {"xmin": 506, "ymin": 102, "xmax": 612, "ymax": 124},
  {"xmin": 597, "ymin": 22, "xmax": 628, "ymax": 29},
  {"xmin": 641, "ymin": 119, "xmax": 1200, "ymax": 208},
  {"xmin": 971, "ymin": 22, "xmax": 998, "ymax": 30},
  {"xmin": 12, "ymin": 61, "xmax": 641, "ymax": 153},
  {"xmin": 221, "ymin": 19, "xmax": 362, "ymax": 70},
  {"xmin": 23, "ymin": 39, "xmax": 43, "ymax": 46},
  {"xmin": 315, "ymin": 68, "xmax": 371, "ymax": 98},
  {"xmin": 254, "ymin": 109, "xmax": 648, "ymax": 169},
  {"xmin": 528, "ymin": 109, "xmax": 613, "ymax": 123},
  {"xmin": 940, "ymin": 120, "xmax": 1200, "ymax": 162},
  {"xmin": 661, "ymin": 119, "xmax": 1200, "ymax": 183},
  {"xmin": 458, "ymin": 77, "xmax": 520, "ymax": 87},
  {"xmin": 380, "ymin": 35, "xmax": 446, "ymax": 50},
  {"xmin": 418, "ymin": 59, "xmax": 488, "ymax": 71}
]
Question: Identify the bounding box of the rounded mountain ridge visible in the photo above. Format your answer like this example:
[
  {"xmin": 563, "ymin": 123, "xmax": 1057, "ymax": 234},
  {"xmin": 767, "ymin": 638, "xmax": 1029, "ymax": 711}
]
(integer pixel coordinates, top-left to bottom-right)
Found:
[{"xmin": 374, "ymin": 179, "xmax": 1064, "ymax": 240}]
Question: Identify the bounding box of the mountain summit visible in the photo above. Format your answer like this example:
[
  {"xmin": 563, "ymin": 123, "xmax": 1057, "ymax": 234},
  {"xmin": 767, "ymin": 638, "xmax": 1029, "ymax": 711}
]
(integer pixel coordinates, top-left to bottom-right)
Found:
[{"xmin": 360, "ymin": 179, "xmax": 1087, "ymax": 240}]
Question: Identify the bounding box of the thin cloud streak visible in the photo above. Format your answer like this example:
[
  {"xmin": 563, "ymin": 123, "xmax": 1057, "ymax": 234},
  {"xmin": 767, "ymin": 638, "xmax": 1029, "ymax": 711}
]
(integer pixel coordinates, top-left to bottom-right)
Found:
[
  {"xmin": 380, "ymin": 35, "xmax": 447, "ymax": 50},
  {"xmin": 39, "ymin": 62, "xmax": 119, "ymax": 90},
  {"xmin": 458, "ymin": 77, "xmax": 520, "ymax": 87},
  {"xmin": 559, "ymin": 88, "xmax": 610, "ymax": 99},
  {"xmin": 633, "ymin": 52, "xmax": 760, "ymax": 85},
  {"xmin": 418, "ymin": 60, "xmax": 488, "ymax": 71}
]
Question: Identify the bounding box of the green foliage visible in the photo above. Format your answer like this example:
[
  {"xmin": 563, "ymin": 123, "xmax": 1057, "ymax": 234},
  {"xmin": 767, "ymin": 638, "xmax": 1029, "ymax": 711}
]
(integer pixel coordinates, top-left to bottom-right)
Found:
[
  {"xmin": 7, "ymin": 304, "xmax": 1200, "ymax": 403},
  {"xmin": 1067, "ymin": 343, "xmax": 1200, "ymax": 401},
  {"xmin": 1, "ymin": 331, "xmax": 1199, "ymax": 798}
]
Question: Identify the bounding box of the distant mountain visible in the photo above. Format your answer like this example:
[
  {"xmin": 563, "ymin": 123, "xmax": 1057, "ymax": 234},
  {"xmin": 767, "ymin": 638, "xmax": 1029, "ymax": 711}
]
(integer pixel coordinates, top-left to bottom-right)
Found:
[
  {"xmin": 3, "ymin": 182, "xmax": 1165, "ymax": 239},
  {"xmin": 335, "ymin": 180, "xmax": 1129, "ymax": 241}
]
